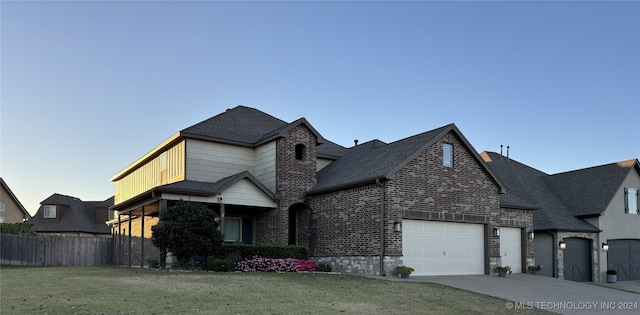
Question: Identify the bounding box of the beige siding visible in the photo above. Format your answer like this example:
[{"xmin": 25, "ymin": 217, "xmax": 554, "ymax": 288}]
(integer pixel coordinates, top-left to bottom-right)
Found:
[
  {"xmin": 255, "ymin": 142, "xmax": 276, "ymax": 192},
  {"xmin": 185, "ymin": 139, "xmax": 256, "ymax": 183},
  {"xmin": 114, "ymin": 141, "xmax": 185, "ymax": 204},
  {"xmin": 0, "ymin": 186, "xmax": 29, "ymax": 223},
  {"xmin": 161, "ymin": 179, "xmax": 277, "ymax": 208}
]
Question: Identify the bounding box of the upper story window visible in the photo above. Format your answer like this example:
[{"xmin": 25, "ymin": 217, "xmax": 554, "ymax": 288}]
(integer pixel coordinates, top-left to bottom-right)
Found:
[
  {"xmin": 0, "ymin": 203, "xmax": 5, "ymax": 212},
  {"xmin": 295, "ymin": 144, "xmax": 306, "ymax": 160},
  {"xmin": 43, "ymin": 205, "xmax": 57, "ymax": 218},
  {"xmin": 443, "ymin": 144, "xmax": 453, "ymax": 167},
  {"xmin": 625, "ymin": 187, "xmax": 639, "ymax": 214}
]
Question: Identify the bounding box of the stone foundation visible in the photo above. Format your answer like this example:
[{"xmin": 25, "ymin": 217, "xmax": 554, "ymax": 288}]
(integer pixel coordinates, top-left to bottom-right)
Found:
[{"xmin": 313, "ymin": 256, "xmax": 402, "ymax": 276}]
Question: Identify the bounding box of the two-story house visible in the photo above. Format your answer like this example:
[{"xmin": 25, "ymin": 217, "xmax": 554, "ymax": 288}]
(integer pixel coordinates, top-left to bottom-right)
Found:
[
  {"xmin": 111, "ymin": 106, "xmax": 534, "ymax": 275},
  {"xmin": 483, "ymin": 152, "xmax": 640, "ymax": 282},
  {"xmin": 0, "ymin": 177, "xmax": 31, "ymax": 223}
]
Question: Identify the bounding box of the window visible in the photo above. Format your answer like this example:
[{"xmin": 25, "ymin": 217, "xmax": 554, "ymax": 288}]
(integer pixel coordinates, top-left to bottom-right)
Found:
[
  {"xmin": 43, "ymin": 205, "xmax": 57, "ymax": 218},
  {"xmin": 0, "ymin": 203, "xmax": 4, "ymax": 212},
  {"xmin": 295, "ymin": 144, "xmax": 305, "ymax": 160},
  {"xmin": 0, "ymin": 216, "xmax": 4, "ymax": 223},
  {"xmin": 224, "ymin": 218, "xmax": 241, "ymax": 242},
  {"xmin": 625, "ymin": 188, "xmax": 639, "ymax": 214},
  {"xmin": 443, "ymin": 144, "xmax": 453, "ymax": 167}
]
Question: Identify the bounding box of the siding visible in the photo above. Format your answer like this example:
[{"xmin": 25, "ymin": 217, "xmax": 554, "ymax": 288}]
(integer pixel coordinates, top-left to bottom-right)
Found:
[
  {"xmin": 114, "ymin": 140, "xmax": 185, "ymax": 204},
  {"xmin": 185, "ymin": 139, "xmax": 255, "ymax": 182},
  {"xmin": 255, "ymin": 142, "xmax": 277, "ymax": 192}
]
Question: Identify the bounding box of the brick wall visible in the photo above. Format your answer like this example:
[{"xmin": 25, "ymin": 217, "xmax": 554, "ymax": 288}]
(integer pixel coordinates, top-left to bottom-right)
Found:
[
  {"xmin": 387, "ymin": 132, "xmax": 501, "ymax": 259},
  {"xmin": 270, "ymin": 124, "xmax": 318, "ymax": 245}
]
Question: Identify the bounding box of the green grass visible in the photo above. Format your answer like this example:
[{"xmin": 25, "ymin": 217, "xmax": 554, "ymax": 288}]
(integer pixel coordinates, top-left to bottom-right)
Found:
[{"xmin": 0, "ymin": 266, "xmax": 551, "ymax": 314}]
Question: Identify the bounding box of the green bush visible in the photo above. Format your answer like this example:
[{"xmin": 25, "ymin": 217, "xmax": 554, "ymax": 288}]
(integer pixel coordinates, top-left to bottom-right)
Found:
[
  {"xmin": 205, "ymin": 258, "xmax": 234, "ymax": 272},
  {"xmin": 316, "ymin": 262, "xmax": 332, "ymax": 272},
  {"xmin": 0, "ymin": 223, "xmax": 35, "ymax": 235},
  {"xmin": 223, "ymin": 244, "xmax": 309, "ymax": 261}
]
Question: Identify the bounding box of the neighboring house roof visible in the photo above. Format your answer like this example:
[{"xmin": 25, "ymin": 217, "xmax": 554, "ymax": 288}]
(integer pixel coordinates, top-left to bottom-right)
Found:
[
  {"xmin": 309, "ymin": 124, "xmax": 507, "ymax": 195},
  {"xmin": 0, "ymin": 177, "xmax": 31, "ymax": 219},
  {"xmin": 27, "ymin": 194, "xmax": 113, "ymax": 234},
  {"xmin": 543, "ymin": 159, "xmax": 640, "ymax": 217},
  {"xmin": 481, "ymin": 151, "xmax": 600, "ymax": 232}
]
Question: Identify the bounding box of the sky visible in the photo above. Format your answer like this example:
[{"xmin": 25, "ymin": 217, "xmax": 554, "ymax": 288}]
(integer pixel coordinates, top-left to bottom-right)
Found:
[{"xmin": 1, "ymin": 0, "xmax": 639, "ymax": 216}]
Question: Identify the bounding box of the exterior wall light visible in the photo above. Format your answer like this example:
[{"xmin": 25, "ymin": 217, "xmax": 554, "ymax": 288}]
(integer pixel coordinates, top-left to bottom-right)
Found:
[
  {"xmin": 493, "ymin": 227, "xmax": 500, "ymax": 237},
  {"xmin": 393, "ymin": 221, "xmax": 401, "ymax": 232},
  {"xmin": 528, "ymin": 231, "xmax": 535, "ymax": 239},
  {"xmin": 559, "ymin": 241, "xmax": 566, "ymax": 250},
  {"xmin": 602, "ymin": 243, "xmax": 609, "ymax": 251}
]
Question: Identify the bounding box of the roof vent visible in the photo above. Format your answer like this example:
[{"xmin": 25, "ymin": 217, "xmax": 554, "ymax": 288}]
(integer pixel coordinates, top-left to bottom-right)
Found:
[{"xmin": 354, "ymin": 139, "xmax": 359, "ymax": 146}]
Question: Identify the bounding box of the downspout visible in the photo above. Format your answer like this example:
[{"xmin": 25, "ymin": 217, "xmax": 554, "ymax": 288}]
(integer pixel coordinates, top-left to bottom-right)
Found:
[{"xmin": 376, "ymin": 179, "xmax": 386, "ymax": 276}]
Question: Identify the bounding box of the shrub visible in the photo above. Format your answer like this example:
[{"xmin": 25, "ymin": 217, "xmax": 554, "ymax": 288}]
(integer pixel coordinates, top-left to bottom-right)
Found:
[
  {"xmin": 316, "ymin": 262, "xmax": 332, "ymax": 272},
  {"xmin": 206, "ymin": 258, "xmax": 233, "ymax": 272},
  {"xmin": 223, "ymin": 244, "xmax": 309, "ymax": 260},
  {"xmin": 235, "ymin": 256, "xmax": 317, "ymax": 273},
  {"xmin": 0, "ymin": 223, "xmax": 35, "ymax": 235}
]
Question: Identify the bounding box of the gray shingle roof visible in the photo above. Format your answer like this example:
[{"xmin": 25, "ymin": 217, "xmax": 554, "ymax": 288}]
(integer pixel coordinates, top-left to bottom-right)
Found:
[
  {"xmin": 180, "ymin": 106, "xmax": 289, "ymax": 145},
  {"xmin": 155, "ymin": 171, "xmax": 276, "ymax": 200},
  {"xmin": 27, "ymin": 194, "xmax": 113, "ymax": 234},
  {"xmin": 544, "ymin": 159, "xmax": 639, "ymax": 216},
  {"xmin": 310, "ymin": 124, "xmax": 505, "ymax": 195},
  {"xmin": 482, "ymin": 151, "xmax": 600, "ymax": 232}
]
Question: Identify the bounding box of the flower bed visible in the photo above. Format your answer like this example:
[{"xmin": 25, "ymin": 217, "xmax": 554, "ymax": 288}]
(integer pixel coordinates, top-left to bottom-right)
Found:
[{"xmin": 235, "ymin": 256, "xmax": 317, "ymax": 272}]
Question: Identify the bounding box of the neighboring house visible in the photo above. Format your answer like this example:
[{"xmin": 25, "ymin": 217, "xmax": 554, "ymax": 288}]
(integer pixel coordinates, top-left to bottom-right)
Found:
[
  {"xmin": 111, "ymin": 106, "xmax": 534, "ymax": 275},
  {"xmin": 482, "ymin": 152, "xmax": 640, "ymax": 282},
  {"xmin": 26, "ymin": 193, "xmax": 114, "ymax": 237},
  {"xmin": 0, "ymin": 177, "xmax": 31, "ymax": 223}
]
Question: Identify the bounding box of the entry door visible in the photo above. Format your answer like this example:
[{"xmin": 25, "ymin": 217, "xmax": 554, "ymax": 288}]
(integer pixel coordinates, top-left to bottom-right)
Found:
[
  {"xmin": 500, "ymin": 227, "xmax": 522, "ymax": 273},
  {"xmin": 563, "ymin": 238, "xmax": 592, "ymax": 282}
]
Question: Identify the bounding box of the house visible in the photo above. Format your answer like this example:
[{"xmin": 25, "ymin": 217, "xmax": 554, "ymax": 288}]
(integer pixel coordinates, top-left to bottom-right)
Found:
[
  {"xmin": 482, "ymin": 152, "xmax": 640, "ymax": 282},
  {"xmin": 0, "ymin": 177, "xmax": 31, "ymax": 223},
  {"xmin": 110, "ymin": 106, "xmax": 534, "ymax": 275},
  {"xmin": 26, "ymin": 193, "xmax": 114, "ymax": 237}
]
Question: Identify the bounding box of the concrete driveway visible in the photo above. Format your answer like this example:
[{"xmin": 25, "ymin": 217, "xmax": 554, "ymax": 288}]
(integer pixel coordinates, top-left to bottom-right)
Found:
[{"xmin": 409, "ymin": 274, "xmax": 640, "ymax": 315}]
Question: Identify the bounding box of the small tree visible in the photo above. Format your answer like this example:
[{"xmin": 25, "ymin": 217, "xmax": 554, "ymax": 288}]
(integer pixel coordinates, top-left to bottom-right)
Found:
[{"xmin": 151, "ymin": 201, "xmax": 224, "ymax": 265}]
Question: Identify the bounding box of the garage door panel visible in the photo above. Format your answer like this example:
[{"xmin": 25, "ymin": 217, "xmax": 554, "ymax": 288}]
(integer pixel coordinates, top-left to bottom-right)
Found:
[
  {"xmin": 402, "ymin": 220, "xmax": 484, "ymax": 276},
  {"xmin": 608, "ymin": 239, "xmax": 640, "ymax": 281},
  {"xmin": 500, "ymin": 227, "xmax": 522, "ymax": 273}
]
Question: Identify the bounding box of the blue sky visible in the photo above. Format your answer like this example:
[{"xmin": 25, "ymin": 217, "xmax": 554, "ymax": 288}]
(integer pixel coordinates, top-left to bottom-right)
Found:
[{"xmin": 1, "ymin": 1, "xmax": 638, "ymax": 216}]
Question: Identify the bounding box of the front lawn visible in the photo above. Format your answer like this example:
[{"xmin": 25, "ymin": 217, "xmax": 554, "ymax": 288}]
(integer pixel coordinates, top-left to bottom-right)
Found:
[{"xmin": 0, "ymin": 266, "xmax": 550, "ymax": 314}]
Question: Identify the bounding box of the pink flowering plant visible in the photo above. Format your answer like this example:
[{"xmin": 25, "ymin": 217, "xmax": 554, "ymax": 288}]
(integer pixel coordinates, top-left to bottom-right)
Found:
[{"xmin": 235, "ymin": 256, "xmax": 317, "ymax": 272}]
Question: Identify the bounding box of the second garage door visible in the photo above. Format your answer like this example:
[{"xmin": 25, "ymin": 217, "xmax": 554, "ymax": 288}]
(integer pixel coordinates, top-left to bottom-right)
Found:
[
  {"xmin": 402, "ymin": 220, "xmax": 485, "ymax": 276},
  {"xmin": 500, "ymin": 227, "xmax": 522, "ymax": 273},
  {"xmin": 608, "ymin": 239, "xmax": 640, "ymax": 281}
]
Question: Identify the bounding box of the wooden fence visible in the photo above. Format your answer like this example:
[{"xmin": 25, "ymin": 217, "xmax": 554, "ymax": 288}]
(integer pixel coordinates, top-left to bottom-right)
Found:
[{"xmin": 0, "ymin": 234, "xmax": 113, "ymax": 266}]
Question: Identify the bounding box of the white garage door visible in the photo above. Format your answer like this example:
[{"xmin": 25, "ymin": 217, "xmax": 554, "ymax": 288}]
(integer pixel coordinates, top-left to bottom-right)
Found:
[
  {"xmin": 402, "ymin": 220, "xmax": 485, "ymax": 276},
  {"xmin": 500, "ymin": 227, "xmax": 522, "ymax": 273}
]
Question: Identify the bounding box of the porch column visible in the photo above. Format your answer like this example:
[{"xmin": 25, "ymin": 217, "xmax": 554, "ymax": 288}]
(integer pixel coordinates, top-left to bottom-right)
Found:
[
  {"xmin": 117, "ymin": 214, "xmax": 122, "ymax": 265},
  {"xmin": 140, "ymin": 206, "xmax": 145, "ymax": 268},
  {"xmin": 160, "ymin": 199, "xmax": 167, "ymax": 268},
  {"xmin": 220, "ymin": 202, "xmax": 225, "ymax": 237},
  {"xmin": 128, "ymin": 210, "xmax": 132, "ymax": 267}
]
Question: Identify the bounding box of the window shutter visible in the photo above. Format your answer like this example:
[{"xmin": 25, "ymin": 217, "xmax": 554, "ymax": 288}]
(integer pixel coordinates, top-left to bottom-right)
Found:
[
  {"xmin": 637, "ymin": 190, "xmax": 640, "ymax": 215},
  {"xmin": 624, "ymin": 187, "xmax": 629, "ymax": 214}
]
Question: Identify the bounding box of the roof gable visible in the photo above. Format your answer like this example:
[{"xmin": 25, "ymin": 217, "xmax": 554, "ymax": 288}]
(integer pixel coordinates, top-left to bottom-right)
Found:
[
  {"xmin": 310, "ymin": 124, "xmax": 506, "ymax": 195},
  {"xmin": 0, "ymin": 177, "xmax": 31, "ymax": 219}
]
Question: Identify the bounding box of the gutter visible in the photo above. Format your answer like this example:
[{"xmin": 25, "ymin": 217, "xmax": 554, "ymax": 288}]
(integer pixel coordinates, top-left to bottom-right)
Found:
[{"xmin": 376, "ymin": 178, "xmax": 386, "ymax": 276}]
